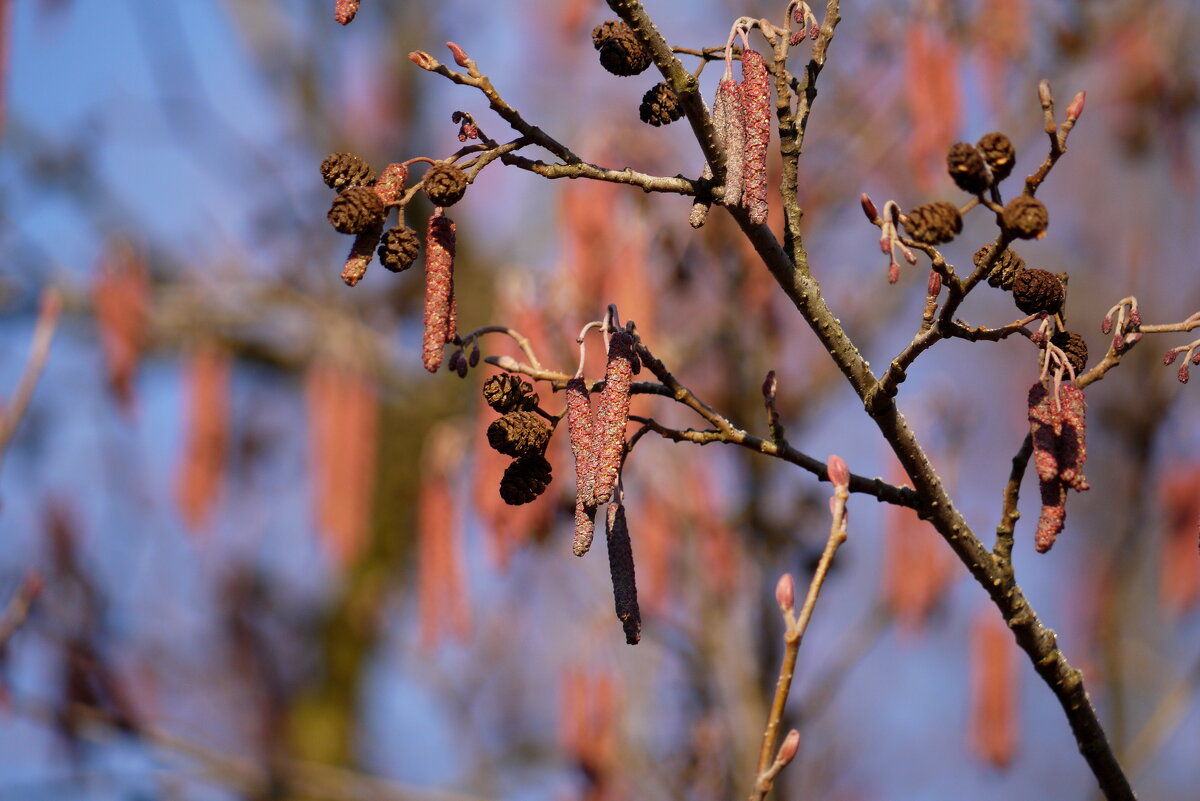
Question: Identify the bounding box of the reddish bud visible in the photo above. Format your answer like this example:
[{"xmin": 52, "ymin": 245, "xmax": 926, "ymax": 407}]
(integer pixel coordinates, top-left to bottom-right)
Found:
[
  {"xmin": 810, "ymin": 22, "xmax": 820, "ymax": 40},
  {"xmin": 887, "ymin": 260, "xmax": 900, "ymax": 284},
  {"xmin": 1164, "ymin": 350, "xmax": 1180, "ymax": 366},
  {"xmin": 334, "ymin": 0, "xmax": 359, "ymax": 25},
  {"xmin": 762, "ymin": 370, "xmax": 777, "ymax": 400},
  {"xmin": 861, "ymin": 193, "xmax": 879, "ymax": 221},
  {"xmin": 1100, "ymin": 314, "xmax": 1113, "ymax": 335},
  {"xmin": 776, "ymin": 729, "xmax": 801, "ymax": 766},
  {"xmin": 775, "ymin": 573, "xmax": 795, "ymax": 613},
  {"xmin": 446, "ymin": 41, "xmax": 470, "ymax": 68},
  {"xmin": 927, "ymin": 269, "xmax": 941, "ymax": 296},
  {"xmin": 408, "ymin": 51, "xmax": 438, "ymax": 71},
  {"xmin": 1065, "ymin": 90, "xmax": 1086, "ymax": 123},
  {"xmin": 1192, "ymin": 350, "xmax": 1200, "ymax": 365},
  {"xmin": 789, "ymin": 31, "xmax": 803, "ymax": 46},
  {"xmin": 826, "ymin": 454, "xmax": 850, "ymax": 489},
  {"xmin": 1128, "ymin": 308, "xmax": 1142, "ymax": 327},
  {"xmin": 1179, "ymin": 362, "xmax": 1191, "ymax": 384}
]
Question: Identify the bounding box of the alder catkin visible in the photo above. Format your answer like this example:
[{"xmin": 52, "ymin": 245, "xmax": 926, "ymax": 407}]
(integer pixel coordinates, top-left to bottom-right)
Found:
[
  {"xmin": 1028, "ymin": 381, "xmax": 1090, "ymax": 552},
  {"xmin": 340, "ymin": 221, "xmax": 383, "ymax": 287},
  {"xmin": 566, "ymin": 377, "xmax": 600, "ymax": 556},
  {"xmin": 423, "ymin": 213, "xmax": 455, "ymax": 372},
  {"xmin": 713, "ymin": 79, "xmax": 744, "ymax": 210},
  {"xmin": 605, "ymin": 502, "xmax": 641, "ymax": 645},
  {"xmin": 739, "ymin": 49, "xmax": 771, "ymax": 224},
  {"xmin": 592, "ymin": 332, "xmax": 634, "ymax": 506}
]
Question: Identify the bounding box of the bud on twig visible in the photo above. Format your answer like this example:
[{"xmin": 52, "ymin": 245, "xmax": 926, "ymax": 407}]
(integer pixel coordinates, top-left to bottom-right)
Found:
[
  {"xmin": 826, "ymin": 454, "xmax": 849, "ymax": 490},
  {"xmin": 1065, "ymin": 91, "xmax": 1086, "ymax": 124},
  {"xmin": 408, "ymin": 51, "xmax": 439, "ymax": 71},
  {"xmin": 860, "ymin": 193, "xmax": 878, "ymax": 222},
  {"xmin": 334, "ymin": 0, "xmax": 359, "ymax": 25},
  {"xmin": 775, "ymin": 729, "xmax": 800, "ymax": 766},
  {"xmin": 775, "ymin": 573, "xmax": 795, "ymax": 613},
  {"xmin": 446, "ymin": 41, "xmax": 470, "ymax": 68}
]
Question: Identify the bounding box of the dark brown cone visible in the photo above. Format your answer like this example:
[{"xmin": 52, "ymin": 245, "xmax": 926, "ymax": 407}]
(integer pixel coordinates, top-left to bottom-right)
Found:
[
  {"xmin": 977, "ymin": 132, "xmax": 1016, "ymax": 182},
  {"xmin": 482, "ymin": 374, "xmax": 539, "ymax": 413},
  {"xmin": 1051, "ymin": 331, "xmax": 1089, "ymax": 375},
  {"xmin": 903, "ymin": 201, "xmax": 962, "ymax": 245},
  {"xmin": 592, "ymin": 20, "xmax": 651, "ymax": 76},
  {"xmin": 1012, "ymin": 269, "xmax": 1064, "ymax": 315},
  {"xmin": 499, "ymin": 455, "xmax": 552, "ymax": 505},
  {"xmin": 639, "ymin": 82, "xmax": 683, "ymax": 126},
  {"xmin": 423, "ymin": 163, "xmax": 468, "ymax": 207},
  {"xmin": 378, "ymin": 226, "xmax": 421, "ymax": 273},
  {"xmin": 605, "ymin": 503, "xmax": 641, "ymax": 645},
  {"xmin": 321, "ymin": 152, "xmax": 375, "ymax": 191},
  {"xmin": 975, "ymin": 245, "xmax": 1026, "ymax": 289},
  {"xmin": 487, "ymin": 410, "xmax": 551, "ymax": 458},
  {"xmin": 947, "ymin": 142, "xmax": 990, "ymax": 195},
  {"xmin": 328, "ymin": 186, "xmax": 386, "ymax": 234},
  {"xmin": 1001, "ymin": 195, "xmax": 1049, "ymax": 239}
]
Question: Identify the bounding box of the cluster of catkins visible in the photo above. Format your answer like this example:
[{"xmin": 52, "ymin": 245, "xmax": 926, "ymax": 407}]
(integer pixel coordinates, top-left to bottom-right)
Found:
[
  {"xmin": 477, "ymin": 331, "xmax": 642, "ymax": 644},
  {"xmin": 689, "ymin": 48, "xmax": 773, "ymax": 227},
  {"xmin": 321, "ymin": 152, "xmax": 470, "ymax": 373},
  {"xmin": 566, "ymin": 330, "xmax": 642, "ymax": 644}
]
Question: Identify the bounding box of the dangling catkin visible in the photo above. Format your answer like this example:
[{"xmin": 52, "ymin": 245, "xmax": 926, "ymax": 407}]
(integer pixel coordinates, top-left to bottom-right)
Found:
[
  {"xmin": 606, "ymin": 502, "xmax": 641, "ymax": 645},
  {"xmin": 739, "ymin": 49, "xmax": 771, "ymax": 224},
  {"xmin": 423, "ymin": 213, "xmax": 455, "ymax": 372},
  {"xmin": 566, "ymin": 377, "xmax": 599, "ymax": 555},
  {"xmin": 592, "ymin": 332, "xmax": 634, "ymax": 506},
  {"xmin": 713, "ymin": 79, "xmax": 744, "ymax": 211}
]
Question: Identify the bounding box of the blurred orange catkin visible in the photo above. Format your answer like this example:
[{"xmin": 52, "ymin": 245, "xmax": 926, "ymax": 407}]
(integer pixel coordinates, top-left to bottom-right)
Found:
[
  {"xmin": 884, "ymin": 498, "xmax": 955, "ymax": 632},
  {"xmin": 92, "ymin": 238, "xmax": 149, "ymax": 414},
  {"xmin": 1159, "ymin": 466, "xmax": 1200, "ymax": 614},
  {"xmin": 417, "ymin": 424, "xmax": 470, "ymax": 649},
  {"xmin": 969, "ymin": 607, "xmax": 1018, "ymax": 769},
  {"xmin": 904, "ymin": 20, "xmax": 961, "ymax": 192},
  {"xmin": 174, "ymin": 343, "xmax": 231, "ymax": 531},
  {"xmin": 304, "ymin": 359, "xmax": 378, "ymax": 568}
]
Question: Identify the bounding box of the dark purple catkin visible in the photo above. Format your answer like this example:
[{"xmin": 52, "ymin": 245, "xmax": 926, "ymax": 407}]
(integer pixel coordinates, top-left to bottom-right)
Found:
[
  {"xmin": 739, "ymin": 49, "xmax": 771, "ymax": 224},
  {"xmin": 423, "ymin": 213, "xmax": 455, "ymax": 372},
  {"xmin": 714, "ymin": 79, "xmax": 745, "ymax": 211},
  {"xmin": 592, "ymin": 332, "xmax": 634, "ymax": 506},
  {"xmin": 605, "ymin": 503, "xmax": 641, "ymax": 645},
  {"xmin": 566, "ymin": 378, "xmax": 599, "ymax": 555}
]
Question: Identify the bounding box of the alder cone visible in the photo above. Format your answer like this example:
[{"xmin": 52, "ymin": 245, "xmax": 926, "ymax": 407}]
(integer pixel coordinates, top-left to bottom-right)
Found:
[
  {"xmin": 591, "ymin": 20, "xmax": 652, "ymax": 76},
  {"xmin": 639, "ymin": 82, "xmax": 683, "ymax": 126},
  {"xmin": 1001, "ymin": 195, "xmax": 1048, "ymax": 239},
  {"xmin": 975, "ymin": 245, "xmax": 1026, "ymax": 290},
  {"xmin": 1051, "ymin": 330, "xmax": 1089, "ymax": 375},
  {"xmin": 482, "ymin": 374, "xmax": 539, "ymax": 413},
  {"xmin": 487, "ymin": 410, "xmax": 551, "ymax": 458},
  {"xmin": 423, "ymin": 163, "xmax": 468, "ymax": 207},
  {"xmin": 378, "ymin": 226, "xmax": 420, "ymax": 273},
  {"xmin": 328, "ymin": 186, "xmax": 385, "ymax": 234},
  {"xmin": 1011, "ymin": 269, "xmax": 1063, "ymax": 315},
  {"xmin": 321, "ymin": 152, "xmax": 375, "ymax": 191},
  {"xmin": 977, "ymin": 132, "xmax": 1016, "ymax": 182},
  {"xmin": 946, "ymin": 142, "xmax": 990, "ymax": 194},
  {"xmin": 903, "ymin": 201, "xmax": 962, "ymax": 244},
  {"xmin": 500, "ymin": 455, "xmax": 552, "ymax": 505}
]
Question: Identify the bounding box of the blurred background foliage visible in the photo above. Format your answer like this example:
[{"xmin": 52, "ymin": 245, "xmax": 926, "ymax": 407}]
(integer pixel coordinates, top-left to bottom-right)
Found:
[{"xmin": 0, "ymin": 1, "xmax": 1197, "ymax": 800}]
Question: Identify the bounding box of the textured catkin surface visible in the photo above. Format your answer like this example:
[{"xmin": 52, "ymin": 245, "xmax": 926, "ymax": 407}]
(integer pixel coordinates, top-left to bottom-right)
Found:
[
  {"xmin": 606, "ymin": 503, "xmax": 641, "ymax": 645},
  {"xmin": 713, "ymin": 79, "xmax": 744, "ymax": 211},
  {"xmin": 1028, "ymin": 381, "xmax": 1089, "ymax": 552},
  {"xmin": 567, "ymin": 378, "xmax": 599, "ymax": 556},
  {"xmin": 593, "ymin": 332, "xmax": 634, "ymax": 506},
  {"xmin": 423, "ymin": 214, "xmax": 455, "ymax": 372},
  {"xmin": 739, "ymin": 50, "xmax": 771, "ymax": 224}
]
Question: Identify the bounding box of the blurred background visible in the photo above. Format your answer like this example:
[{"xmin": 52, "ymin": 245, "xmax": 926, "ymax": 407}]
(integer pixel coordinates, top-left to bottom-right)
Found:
[{"xmin": 0, "ymin": 1, "xmax": 1197, "ymax": 800}]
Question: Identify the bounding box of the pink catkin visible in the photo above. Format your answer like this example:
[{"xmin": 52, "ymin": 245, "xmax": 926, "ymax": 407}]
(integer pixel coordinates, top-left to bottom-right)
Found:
[
  {"xmin": 373, "ymin": 163, "xmax": 408, "ymax": 205},
  {"xmin": 341, "ymin": 222, "xmax": 382, "ymax": 287},
  {"xmin": 592, "ymin": 332, "xmax": 634, "ymax": 506},
  {"xmin": 1028, "ymin": 381, "xmax": 1090, "ymax": 552},
  {"xmin": 713, "ymin": 79, "xmax": 745, "ymax": 210},
  {"xmin": 739, "ymin": 49, "xmax": 771, "ymax": 224},
  {"xmin": 566, "ymin": 378, "xmax": 599, "ymax": 555},
  {"xmin": 423, "ymin": 213, "xmax": 455, "ymax": 372}
]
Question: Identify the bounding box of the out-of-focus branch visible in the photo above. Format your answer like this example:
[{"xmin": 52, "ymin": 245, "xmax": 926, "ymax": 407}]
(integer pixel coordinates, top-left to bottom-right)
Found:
[
  {"xmin": 0, "ymin": 289, "xmax": 61, "ymax": 474},
  {"xmin": 0, "ymin": 571, "xmax": 42, "ymax": 649}
]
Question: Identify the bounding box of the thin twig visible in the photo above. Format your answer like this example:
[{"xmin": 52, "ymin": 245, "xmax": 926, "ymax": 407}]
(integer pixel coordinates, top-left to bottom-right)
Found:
[{"xmin": 0, "ymin": 289, "xmax": 61, "ymax": 474}]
